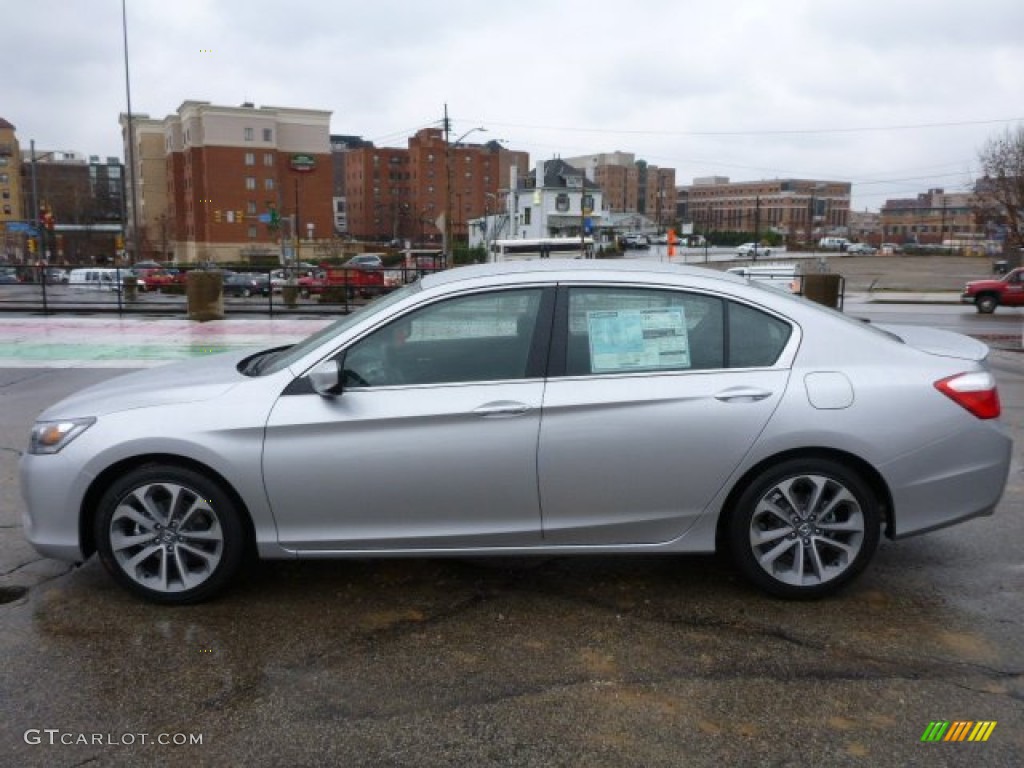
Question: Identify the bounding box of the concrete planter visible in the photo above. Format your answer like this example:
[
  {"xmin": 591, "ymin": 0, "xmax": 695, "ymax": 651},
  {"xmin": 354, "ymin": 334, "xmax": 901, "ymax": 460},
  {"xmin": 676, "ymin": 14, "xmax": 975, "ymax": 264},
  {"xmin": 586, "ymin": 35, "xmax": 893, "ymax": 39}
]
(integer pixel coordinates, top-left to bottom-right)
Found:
[
  {"xmin": 281, "ymin": 284, "xmax": 299, "ymax": 307},
  {"xmin": 187, "ymin": 271, "xmax": 224, "ymax": 321}
]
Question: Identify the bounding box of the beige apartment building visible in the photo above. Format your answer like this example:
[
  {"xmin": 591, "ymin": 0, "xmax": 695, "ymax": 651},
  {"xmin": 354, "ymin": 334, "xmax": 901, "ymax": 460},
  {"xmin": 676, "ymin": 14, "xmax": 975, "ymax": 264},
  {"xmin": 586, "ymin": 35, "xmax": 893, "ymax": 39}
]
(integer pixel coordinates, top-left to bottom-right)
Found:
[
  {"xmin": 562, "ymin": 152, "xmax": 677, "ymax": 227},
  {"xmin": 120, "ymin": 114, "xmax": 170, "ymax": 261},
  {"xmin": 0, "ymin": 118, "xmax": 24, "ymax": 231}
]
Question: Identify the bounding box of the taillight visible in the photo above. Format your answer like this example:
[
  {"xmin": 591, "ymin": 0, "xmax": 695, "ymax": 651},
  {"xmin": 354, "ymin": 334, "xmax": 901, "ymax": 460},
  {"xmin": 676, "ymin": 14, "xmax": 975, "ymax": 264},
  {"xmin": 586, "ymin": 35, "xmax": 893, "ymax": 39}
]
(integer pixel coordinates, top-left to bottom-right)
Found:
[{"xmin": 934, "ymin": 372, "xmax": 1001, "ymax": 419}]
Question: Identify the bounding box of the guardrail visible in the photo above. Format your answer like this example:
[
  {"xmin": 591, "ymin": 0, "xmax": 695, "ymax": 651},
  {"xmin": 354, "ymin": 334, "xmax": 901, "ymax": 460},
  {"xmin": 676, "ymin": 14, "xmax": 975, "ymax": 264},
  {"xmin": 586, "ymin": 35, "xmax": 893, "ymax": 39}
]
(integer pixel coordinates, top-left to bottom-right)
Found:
[{"xmin": 0, "ymin": 265, "xmax": 441, "ymax": 316}]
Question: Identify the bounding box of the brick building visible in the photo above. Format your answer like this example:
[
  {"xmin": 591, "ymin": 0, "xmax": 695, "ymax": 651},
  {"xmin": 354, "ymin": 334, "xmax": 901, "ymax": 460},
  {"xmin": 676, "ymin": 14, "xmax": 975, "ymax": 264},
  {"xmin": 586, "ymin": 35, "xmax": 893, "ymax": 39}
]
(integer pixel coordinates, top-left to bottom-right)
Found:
[
  {"xmin": 879, "ymin": 188, "xmax": 980, "ymax": 246},
  {"xmin": 124, "ymin": 101, "xmax": 333, "ymax": 264},
  {"xmin": 343, "ymin": 128, "xmax": 529, "ymax": 243},
  {"xmin": 679, "ymin": 177, "xmax": 851, "ymax": 243}
]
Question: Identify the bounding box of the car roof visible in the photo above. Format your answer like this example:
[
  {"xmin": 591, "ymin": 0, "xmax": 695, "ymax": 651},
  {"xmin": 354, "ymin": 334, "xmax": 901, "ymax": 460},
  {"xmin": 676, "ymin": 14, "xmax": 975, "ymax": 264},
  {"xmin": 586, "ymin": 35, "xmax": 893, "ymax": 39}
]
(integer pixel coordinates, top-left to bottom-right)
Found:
[{"xmin": 419, "ymin": 258, "xmax": 747, "ymax": 290}]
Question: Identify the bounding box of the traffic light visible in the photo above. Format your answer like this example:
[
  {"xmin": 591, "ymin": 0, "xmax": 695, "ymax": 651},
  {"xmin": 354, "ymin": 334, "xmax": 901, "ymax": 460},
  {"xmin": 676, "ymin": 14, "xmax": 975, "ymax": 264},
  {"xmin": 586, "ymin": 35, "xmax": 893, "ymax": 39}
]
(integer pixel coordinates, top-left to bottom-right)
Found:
[
  {"xmin": 115, "ymin": 235, "xmax": 124, "ymax": 251},
  {"xmin": 215, "ymin": 210, "xmax": 222, "ymax": 223},
  {"xmin": 236, "ymin": 210, "xmax": 243, "ymax": 224},
  {"xmin": 27, "ymin": 237, "xmax": 37, "ymax": 254}
]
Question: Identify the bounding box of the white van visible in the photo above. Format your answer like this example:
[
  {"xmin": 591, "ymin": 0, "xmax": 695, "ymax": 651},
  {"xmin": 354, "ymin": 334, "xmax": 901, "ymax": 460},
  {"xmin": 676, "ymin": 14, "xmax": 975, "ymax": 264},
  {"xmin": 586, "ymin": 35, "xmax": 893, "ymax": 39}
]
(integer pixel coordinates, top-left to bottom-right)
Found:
[
  {"xmin": 68, "ymin": 268, "xmax": 128, "ymax": 291},
  {"xmin": 727, "ymin": 263, "xmax": 801, "ymax": 293},
  {"xmin": 818, "ymin": 237, "xmax": 850, "ymax": 251}
]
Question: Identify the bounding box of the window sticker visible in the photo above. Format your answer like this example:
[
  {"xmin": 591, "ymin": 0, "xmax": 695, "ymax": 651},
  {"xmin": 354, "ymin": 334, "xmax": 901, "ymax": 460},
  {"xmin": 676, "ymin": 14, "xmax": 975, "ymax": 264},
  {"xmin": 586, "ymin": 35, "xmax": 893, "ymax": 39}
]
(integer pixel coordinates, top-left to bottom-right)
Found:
[{"xmin": 587, "ymin": 308, "xmax": 690, "ymax": 372}]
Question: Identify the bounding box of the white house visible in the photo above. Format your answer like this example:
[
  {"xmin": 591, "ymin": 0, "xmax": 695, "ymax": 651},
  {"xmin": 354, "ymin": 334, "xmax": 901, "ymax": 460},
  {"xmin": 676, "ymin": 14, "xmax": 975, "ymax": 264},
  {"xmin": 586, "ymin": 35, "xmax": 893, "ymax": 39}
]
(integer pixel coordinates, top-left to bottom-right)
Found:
[{"xmin": 505, "ymin": 159, "xmax": 605, "ymax": 240}]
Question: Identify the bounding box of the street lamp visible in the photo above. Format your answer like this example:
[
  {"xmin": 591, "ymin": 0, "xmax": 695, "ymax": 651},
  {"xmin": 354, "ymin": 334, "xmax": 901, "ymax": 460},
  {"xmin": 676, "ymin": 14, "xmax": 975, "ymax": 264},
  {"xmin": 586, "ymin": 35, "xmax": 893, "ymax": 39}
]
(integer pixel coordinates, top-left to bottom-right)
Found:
[
  {"xmin": 443, "ymin": 111, "xmax": 486, "ymax": 262},
  {"xmin": 28, "ymin": 140, "xmax": 58, "ymax": 264}
]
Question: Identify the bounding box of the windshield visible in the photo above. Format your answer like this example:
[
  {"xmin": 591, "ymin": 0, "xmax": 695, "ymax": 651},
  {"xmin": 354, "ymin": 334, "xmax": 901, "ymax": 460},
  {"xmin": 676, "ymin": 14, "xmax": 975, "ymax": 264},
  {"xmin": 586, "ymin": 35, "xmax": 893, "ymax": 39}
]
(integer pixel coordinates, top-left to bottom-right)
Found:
[{"xmin": 255, "ymin": 281, "xmax": 422, "ymax": 376}]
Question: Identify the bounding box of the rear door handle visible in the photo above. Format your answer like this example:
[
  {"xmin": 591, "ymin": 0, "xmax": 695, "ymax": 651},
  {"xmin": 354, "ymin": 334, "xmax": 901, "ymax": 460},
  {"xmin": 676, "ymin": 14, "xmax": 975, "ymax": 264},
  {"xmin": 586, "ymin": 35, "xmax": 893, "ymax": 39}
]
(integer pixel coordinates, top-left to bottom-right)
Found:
[
  {"xmin": 473, "ymin": 401, "xmax": 531, "ymax": 417},
  {"xmin": 714, "ymin": 387, "xmax": 773, "ymax": 403}
]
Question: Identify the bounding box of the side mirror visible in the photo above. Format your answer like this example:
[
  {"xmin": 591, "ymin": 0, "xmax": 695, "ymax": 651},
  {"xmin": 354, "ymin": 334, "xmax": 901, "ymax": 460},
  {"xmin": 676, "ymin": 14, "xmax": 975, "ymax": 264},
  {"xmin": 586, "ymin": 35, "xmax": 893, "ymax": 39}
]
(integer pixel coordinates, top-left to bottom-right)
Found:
[{"xmin": 308, "ymin": 360, "xmax": 343, "ymax": 397}]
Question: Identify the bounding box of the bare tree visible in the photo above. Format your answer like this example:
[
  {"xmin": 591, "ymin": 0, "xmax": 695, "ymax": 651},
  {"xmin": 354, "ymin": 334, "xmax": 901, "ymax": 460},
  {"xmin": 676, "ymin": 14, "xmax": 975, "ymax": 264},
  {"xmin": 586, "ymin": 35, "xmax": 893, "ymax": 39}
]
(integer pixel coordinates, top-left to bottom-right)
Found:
[{"xmin": 976, "ymin": 125, "xmax": 1024, "ymax": 266}]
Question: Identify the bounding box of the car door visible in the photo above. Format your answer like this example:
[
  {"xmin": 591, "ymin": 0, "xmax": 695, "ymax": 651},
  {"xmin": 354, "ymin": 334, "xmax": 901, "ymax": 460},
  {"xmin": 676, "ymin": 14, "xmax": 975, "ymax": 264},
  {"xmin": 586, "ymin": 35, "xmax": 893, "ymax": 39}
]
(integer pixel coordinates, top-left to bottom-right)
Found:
[
  {"xmin": 263, "ymin": 286, "xmax": 553, "ymax": 551},
  {"xmin": 538, "ymin": 285, "xmax": 793, "ymax": 545}
]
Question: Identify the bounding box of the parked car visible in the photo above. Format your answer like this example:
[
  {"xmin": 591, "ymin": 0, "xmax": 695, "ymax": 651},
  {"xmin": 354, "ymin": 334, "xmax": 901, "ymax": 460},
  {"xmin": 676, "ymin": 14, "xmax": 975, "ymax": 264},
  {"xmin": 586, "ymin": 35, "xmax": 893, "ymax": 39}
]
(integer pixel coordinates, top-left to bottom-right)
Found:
[
  {"xmin": 0, "ymin": 267, "xmax": 20, "ymax": 284},
  {"xmin": 344, "ymin": 254, "xmax": 384, "ymax": 269},
  {"xmin": 45, "ymin": 268, "xmax": 70, "ymax": 284},
  {"xmin": 138, "ymin": 268, "xmax": 185, "ymax": 292},
  {"xmin": 961, "ymin": 267, "xmax": 1024, "ymax": 313},
  {"xmin": 21, "ymin": 260, "xmax": 1011, "ymax": 604},
  {"xmin": 223, "ymin": 272, "xmax": 270, "ymax": 298},
  {"xmin": 270, "ymin": 263, "xmax": 317, "ymax": 292},
  {"xmin": 620, "ymin": 233, "xmax": 650, "ymax": 250},
  {"xmin": 845, "ymin": 243, "xmax": 877, "ymax": 255},
  {"xmin": 736, "ymin": 242, "xmax": 772, "ymax": 258}
]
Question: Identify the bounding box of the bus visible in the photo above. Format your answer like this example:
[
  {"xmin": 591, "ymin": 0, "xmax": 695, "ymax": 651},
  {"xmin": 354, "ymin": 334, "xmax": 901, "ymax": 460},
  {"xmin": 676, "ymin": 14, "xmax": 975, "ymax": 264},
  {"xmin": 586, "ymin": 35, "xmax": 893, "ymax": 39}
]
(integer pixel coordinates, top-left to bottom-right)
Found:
[{"xmin": 488, "ymin": 237, "xmax": 594, "ymax": 262}]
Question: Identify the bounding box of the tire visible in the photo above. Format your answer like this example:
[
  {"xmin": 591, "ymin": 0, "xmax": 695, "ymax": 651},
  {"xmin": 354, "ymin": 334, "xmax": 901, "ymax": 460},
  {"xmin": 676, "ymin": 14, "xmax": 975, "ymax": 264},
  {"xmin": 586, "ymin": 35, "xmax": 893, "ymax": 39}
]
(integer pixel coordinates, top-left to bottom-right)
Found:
[
  {"xmin": 976, "ymin": 294, "xmax": 998, "ymax": 314},
  {"xmin": 728, "ymin": 458, "xmax": 880, "ymax": 599},
  {"xmin": 242, "ymin": 288, "xmax": 252, "ymax": 298},
  {"xmin": 94, "ymin": 465, "xmax": 247, "ymax": 604}
]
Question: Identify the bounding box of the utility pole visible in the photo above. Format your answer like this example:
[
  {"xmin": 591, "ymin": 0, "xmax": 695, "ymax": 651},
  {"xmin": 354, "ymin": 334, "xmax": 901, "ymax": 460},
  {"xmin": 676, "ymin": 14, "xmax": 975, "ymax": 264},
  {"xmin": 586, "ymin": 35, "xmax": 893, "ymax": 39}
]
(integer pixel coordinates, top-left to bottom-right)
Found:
[
  {"xmin": 443, "ymin": 103, "xmax": 452, "ymax": 267},
  {"xmin": 121, "ymin": 0, "xmax": 140, "ymax": 265},
  {"xmin": 754, "ymin": 195, "xmax": 762, "ymax": 261}
]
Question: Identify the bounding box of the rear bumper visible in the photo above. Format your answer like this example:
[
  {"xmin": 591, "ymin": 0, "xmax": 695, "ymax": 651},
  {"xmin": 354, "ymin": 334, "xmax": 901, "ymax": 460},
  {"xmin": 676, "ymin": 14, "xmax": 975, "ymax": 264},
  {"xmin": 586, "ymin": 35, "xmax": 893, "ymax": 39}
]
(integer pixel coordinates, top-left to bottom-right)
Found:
[{"xmin": 883, "ymin": 422, "xmax": 1012, "ymax": 539}]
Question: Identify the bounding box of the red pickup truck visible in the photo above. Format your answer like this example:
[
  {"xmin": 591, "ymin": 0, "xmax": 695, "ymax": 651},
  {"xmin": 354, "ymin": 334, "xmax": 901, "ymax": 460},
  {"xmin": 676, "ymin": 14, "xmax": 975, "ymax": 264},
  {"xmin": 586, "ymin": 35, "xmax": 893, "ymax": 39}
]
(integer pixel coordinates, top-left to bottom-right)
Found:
[
  {"xmin": 961, "ymin": 267, "xmax": 1024, "ymax": 313},
  {"xmin": 298, "ymin": 258, "xmax": 386, "ymax": 299}
]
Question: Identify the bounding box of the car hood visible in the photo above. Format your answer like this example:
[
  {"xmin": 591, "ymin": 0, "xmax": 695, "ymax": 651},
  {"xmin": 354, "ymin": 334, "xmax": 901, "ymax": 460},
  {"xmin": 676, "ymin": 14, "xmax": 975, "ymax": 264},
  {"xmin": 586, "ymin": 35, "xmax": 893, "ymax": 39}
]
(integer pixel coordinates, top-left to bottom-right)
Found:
[
  {"xmin": 874, "ymin": 324, "xmax": 990, "ymax": 362},
  {"xmin": 37, "ymin": 350, "xmax": 255, "ymax": 420}
]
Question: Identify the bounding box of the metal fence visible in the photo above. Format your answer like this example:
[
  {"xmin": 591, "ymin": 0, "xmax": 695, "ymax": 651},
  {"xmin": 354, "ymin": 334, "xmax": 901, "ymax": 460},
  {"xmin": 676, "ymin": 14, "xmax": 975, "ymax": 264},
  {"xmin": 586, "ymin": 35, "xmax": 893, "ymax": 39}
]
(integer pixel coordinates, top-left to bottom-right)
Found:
[{"xmin": 0, "ymin": 264, "xmax": 441, "ymax": 316}]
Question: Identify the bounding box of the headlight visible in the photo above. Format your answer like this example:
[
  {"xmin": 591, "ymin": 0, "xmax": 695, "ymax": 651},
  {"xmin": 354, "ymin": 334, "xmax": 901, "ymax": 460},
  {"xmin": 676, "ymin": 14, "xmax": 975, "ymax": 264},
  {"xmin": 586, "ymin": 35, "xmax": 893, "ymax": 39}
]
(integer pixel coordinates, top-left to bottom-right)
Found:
[{"xmin": 29, "ymin": 417, "xmax": 96, "ymax": 455}]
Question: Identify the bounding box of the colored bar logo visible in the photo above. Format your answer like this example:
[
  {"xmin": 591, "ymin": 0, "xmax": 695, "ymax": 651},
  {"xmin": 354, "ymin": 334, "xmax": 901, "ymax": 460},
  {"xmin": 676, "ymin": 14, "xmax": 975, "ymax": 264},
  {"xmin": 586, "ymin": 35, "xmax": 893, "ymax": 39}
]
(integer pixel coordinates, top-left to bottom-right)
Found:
[{"xmin": 921, "ymin": 721, "xmax": 997, "ymax": 742}]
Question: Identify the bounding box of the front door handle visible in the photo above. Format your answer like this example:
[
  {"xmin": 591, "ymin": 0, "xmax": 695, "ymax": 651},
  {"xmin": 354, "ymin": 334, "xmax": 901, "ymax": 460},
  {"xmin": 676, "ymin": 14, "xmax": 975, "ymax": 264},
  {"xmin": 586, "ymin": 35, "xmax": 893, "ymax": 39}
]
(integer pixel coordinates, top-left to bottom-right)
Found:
[
  {"xmin": 473, "ymin": 401, "xmax": 531, "ymax": 417},
  {"xmin": 714, "ymin": 387, "xmax": 773, "ymax": 403}
]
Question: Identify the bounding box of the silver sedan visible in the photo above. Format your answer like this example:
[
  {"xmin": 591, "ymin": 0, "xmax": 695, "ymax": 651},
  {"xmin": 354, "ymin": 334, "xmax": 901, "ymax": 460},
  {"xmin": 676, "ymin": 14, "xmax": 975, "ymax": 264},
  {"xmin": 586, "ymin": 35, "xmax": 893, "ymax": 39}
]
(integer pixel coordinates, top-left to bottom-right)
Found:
[{"xmin": 20, "ymin": 260, "xmax": 1012, "ymax": 603}]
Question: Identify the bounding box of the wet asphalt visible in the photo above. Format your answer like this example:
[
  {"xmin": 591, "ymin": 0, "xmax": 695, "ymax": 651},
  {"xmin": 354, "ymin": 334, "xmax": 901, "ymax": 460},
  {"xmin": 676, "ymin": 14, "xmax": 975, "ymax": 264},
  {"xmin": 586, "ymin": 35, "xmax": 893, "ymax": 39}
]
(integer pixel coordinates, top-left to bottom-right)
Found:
[{"xmin": 0, "ymin": 352, "xmax": 1022, "ymax": 767}]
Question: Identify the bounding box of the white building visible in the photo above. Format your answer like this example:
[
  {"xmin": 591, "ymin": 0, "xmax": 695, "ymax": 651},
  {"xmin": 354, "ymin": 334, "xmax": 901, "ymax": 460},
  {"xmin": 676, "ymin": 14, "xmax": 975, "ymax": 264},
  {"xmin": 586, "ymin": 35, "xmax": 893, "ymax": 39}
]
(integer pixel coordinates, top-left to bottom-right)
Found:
[{"xmin": 506, "ymin": 159, "xmax": 605, "ymax": 240}]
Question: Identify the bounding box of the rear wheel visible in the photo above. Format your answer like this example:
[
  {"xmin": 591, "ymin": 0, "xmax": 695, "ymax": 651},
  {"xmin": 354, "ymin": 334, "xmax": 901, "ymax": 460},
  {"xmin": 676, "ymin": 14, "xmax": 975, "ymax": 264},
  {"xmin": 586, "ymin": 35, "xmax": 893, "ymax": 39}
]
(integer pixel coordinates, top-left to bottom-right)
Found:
[
  {"xmin": 728, "ymin": 458, "xmax": 880, "ymax": 599},
  {"xmin": 976, "ymin": 294, "xmax": 998, "ymax": 314},
  {"xmin": 94, "ymin": 465, "xmax": 247, "ymax": 604}
]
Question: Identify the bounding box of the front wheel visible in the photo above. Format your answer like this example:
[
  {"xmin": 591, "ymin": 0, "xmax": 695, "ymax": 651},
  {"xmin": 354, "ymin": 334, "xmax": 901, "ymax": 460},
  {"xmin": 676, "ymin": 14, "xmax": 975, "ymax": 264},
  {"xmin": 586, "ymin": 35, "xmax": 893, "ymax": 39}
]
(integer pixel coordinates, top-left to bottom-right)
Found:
[
  {"xmin": 728, "ymin": 459, "xmax": 880, "ymax": 599},
  {"xmin": 94, "ymin": 465, "xmax": 248, "ymax": 604},
  {"xmin": 976, "ymin": 294, "xmax": 998, "ymax": 314}
]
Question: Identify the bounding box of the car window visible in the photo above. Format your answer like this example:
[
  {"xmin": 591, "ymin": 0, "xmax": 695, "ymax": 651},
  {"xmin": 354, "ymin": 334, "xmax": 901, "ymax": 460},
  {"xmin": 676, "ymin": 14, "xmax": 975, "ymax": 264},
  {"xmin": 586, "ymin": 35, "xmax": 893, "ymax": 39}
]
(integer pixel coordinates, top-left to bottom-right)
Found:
[
  {"xmin": 728, "ymin": 301, "xmax": 793, "ymax": 367},
  {"xmin": 342, "ymin": 288, "xmax": 544, "ymax": 387},
  {"xmin": 563, "ymin": 287, "xmax": 794, "ymax": 375},
  {"xmin": 564, "ymin": 287, "xmax": 724, "ymax": 374}
]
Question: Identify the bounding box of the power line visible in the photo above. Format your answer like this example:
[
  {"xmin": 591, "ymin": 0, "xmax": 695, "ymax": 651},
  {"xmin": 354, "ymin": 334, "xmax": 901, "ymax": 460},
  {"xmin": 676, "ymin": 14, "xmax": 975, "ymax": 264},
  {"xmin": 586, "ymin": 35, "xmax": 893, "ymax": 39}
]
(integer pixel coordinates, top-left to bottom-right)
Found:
[{"xmin": 469, "ymin": 116, "xmax": 1024, "ymax": 138}]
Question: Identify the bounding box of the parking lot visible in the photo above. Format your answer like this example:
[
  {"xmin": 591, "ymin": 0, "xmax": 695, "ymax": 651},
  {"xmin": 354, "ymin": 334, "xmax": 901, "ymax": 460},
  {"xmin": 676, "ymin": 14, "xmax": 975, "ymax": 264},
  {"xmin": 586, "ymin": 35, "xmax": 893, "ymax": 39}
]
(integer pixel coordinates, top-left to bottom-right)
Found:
[{"xmin": 0, "ymin": 309, "xmax": 1022, "ymax": 765}]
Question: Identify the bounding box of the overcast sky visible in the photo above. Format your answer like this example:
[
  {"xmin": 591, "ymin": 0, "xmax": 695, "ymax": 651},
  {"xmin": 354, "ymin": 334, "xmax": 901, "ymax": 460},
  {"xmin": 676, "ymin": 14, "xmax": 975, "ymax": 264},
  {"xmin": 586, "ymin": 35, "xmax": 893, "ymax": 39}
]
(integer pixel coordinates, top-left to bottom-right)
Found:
[{"xmin": 7, "ymin": 0, "xmax": 1023, "ymax": 210}]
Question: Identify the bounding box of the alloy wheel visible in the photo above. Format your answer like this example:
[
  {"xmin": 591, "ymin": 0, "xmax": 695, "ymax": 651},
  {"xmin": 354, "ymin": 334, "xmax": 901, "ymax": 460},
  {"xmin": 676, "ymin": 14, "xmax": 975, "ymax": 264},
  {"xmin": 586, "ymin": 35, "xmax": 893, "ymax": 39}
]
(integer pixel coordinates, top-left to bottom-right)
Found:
[
  {"xmin": 748, "ymin": 473, "xmax": 865, "ymax": 588},
  {"xmin": 108, "ymin": 481, "xmax": 225, "ymax": 594}
]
